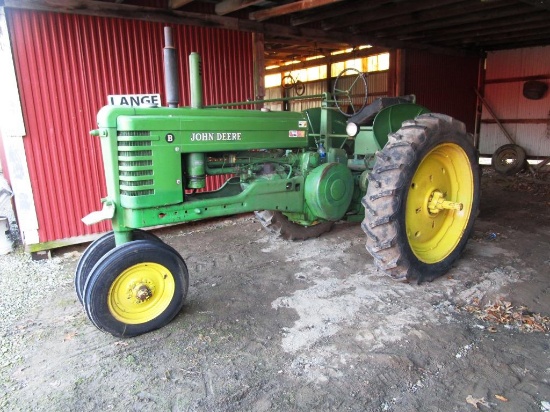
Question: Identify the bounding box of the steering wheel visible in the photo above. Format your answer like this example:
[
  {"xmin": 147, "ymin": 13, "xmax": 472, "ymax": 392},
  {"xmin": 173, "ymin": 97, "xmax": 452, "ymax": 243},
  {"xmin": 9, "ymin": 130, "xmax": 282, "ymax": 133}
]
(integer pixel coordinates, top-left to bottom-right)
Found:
[{"xmin": 332, "ymin": 68, "xmax": 368, "ymax": 117}]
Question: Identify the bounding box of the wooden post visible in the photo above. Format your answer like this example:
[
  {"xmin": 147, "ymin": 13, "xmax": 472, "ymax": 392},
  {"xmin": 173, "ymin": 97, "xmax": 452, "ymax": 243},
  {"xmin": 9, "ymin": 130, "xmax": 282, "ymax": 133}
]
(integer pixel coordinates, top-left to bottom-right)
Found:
[
  {"xmin": 393, "ymin": 49, "xmax": 405, "ymax": 97},
  {"xmin": 252, "ymin": 32, "xmax": 265, "ymax": 110}
]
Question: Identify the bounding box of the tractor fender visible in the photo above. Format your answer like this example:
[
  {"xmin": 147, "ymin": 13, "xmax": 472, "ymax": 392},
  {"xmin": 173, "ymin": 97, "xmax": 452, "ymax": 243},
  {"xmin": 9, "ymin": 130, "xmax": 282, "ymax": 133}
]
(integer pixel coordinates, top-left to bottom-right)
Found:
[{"xmin": 372, "ymin": 103, "xmax": 430, "ymax": 148}]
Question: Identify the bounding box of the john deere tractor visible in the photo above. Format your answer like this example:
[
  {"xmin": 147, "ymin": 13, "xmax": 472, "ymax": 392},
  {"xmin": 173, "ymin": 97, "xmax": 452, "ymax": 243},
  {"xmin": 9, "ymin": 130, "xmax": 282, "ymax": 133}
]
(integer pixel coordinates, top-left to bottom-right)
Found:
[{"xmin": 76, "ymin": 28, "xmax": 480, "ymax": 337}]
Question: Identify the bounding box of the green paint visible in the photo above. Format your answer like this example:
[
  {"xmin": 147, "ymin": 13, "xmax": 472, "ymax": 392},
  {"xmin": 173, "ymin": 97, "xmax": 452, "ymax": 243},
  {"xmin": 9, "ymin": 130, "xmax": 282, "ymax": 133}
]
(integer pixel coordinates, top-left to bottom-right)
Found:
[{"xmin": 86, "ymin": 53, "xmax": 431, "ymax": 244}]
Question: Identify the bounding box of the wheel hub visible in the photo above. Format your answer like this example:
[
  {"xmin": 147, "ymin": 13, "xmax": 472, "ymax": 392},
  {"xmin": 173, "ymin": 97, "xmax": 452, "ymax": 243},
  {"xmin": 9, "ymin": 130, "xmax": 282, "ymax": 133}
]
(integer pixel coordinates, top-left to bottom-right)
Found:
[
  {"xmin": 405, "ymin": 143, "xmax": 474, "ymax": 264},
  {"xmin": 134, "ymin": 283, "xmax": 153, "ymax": 302},
  {"xmin": 427, "ymin": 190, "xmax": 463, "ymax": 215},
  {"xmin": 125, "ymin": 280, "xmax": 155, "ymax": 304}
]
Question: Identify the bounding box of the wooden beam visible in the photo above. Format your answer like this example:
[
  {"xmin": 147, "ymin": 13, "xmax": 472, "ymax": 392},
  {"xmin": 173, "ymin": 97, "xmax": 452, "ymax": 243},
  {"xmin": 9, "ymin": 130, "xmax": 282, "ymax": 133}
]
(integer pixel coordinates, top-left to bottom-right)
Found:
[
  {"xmin": 484, "ymin": 37, "xmax": 550, "ymax": 50},
  {"xmin": 484, "ymin": 74, "xmax": 550, "ymax": 84},
  {"xmin": 402, "ymin": 11, "xmax": 546, "ymax": 42},
  {"xmin": 215, "ymin": 0, "xmax": 264, "ymax": 16},
  {"xmin": 323, "ymin": 0, "xmax": 466, "ymax": 31},
  {"xmin": 3, "ymin": 0, "xmax": 475, "ymax": 56},
  {"xmin": 264, "ymin": 46, "xmax": 390, "ymax": 73},
  {"xmin": 447, "ymin": 27, "xmax": 550, "ymax": 48},
  {"xmin": 252, "ymin": 32, "xmax": 265, "ymax": 106},
  {"xmin": 517, "ymin": 0, "xmax": 550, "ymax": 11},
  {"xmin": 265, "ymin": 36, "xmax": 348, "ymax": 49},
  {"xmin": 250, "ymin": 0, "xmax": 344, "ymax": 22},
  {"xmin": 426, "ymin": 16, "xmax": 550, "ymax": 44},
  {"xmin": 481, "ymin": 119, "xmax": 550, "ymax": 124},
  {"xmin": 352, "ymin": 1, "xmax": 523, "ymax": 38},
  {"xmin": 169, "ymin": 0, "xmax": 195, "ymax": 9},
  {"xmin": 291, "ymin": 0, "xmax": 388, "ymax": 26},
  {"xmin": 0, "ymin": 0, "xmax": 362, "ymax": 47}
]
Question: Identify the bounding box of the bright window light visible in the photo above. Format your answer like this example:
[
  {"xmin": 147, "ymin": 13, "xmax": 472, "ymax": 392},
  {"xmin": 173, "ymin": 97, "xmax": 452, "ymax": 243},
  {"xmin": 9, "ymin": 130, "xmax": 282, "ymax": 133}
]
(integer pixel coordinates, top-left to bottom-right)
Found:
[
  {"xmin": 264, "ymin": 51, "xmax": 389, "ymax": 88},
  {"xmin": 265, "ymin": 73, "xmax": 282, "ymax": 88}
]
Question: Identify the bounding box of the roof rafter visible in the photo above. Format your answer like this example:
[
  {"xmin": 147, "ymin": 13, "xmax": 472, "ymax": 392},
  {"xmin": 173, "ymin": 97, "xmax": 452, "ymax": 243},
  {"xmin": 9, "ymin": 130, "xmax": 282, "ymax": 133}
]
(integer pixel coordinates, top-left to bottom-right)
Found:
[
  {"xmin": 249, "ymin": 0, "xmax": 344, "ymax": 22},
  {"xmin": 215, "ymin": 0, "xmax": 264, "ymax": 16},
  {"xmin": 169, "ymin": 0, "xmax": 195, "ymax": 9},
  {"xmin": 3, "ymin": 0, "xmax": 473, "ymax": 56},
  {"xmin": 517, "ymin": 0, "xmax": 550, "ymax": 11}
]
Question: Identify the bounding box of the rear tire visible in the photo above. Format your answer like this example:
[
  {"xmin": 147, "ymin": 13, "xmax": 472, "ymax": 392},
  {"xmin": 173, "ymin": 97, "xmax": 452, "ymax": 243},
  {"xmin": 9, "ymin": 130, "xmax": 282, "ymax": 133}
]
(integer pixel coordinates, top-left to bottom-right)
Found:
[
  {"xmin": 362, "ymin": 113, "xmax": 480, "ymax": 282},
  {"xmin": 255, "ymin": 210, "xmax": 333, "ymax": 241}
]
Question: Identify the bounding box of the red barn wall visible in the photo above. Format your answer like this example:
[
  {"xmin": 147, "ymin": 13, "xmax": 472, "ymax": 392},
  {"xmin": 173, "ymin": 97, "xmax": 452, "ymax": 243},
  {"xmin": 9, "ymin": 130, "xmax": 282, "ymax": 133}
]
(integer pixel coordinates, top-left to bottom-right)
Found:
[
  {"xmin": 6, "ymin": 8, "xmax": 253, "ymax": 246},
  {"xmin": 404, "ymin": 49, "xmax": 481, "ymax": 132}
]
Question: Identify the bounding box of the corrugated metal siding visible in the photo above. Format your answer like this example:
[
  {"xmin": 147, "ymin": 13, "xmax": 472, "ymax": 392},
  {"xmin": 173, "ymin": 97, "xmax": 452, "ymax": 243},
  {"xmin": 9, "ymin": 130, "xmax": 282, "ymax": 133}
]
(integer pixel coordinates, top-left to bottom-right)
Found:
[
  {"xmin": 264, "ymin": 71, "xmax": 388, "ymax": 112},
  {"xmin": 485, "ymin": 47, "xmax": 550, "ymax": 79},
  {"xmin": 479, "ymin": 46, "xmax": 550, "ymax": 156},
  {"xmin": 265, "ymin": 81, "xmax": 324, "ymax": 112},
  {"xmin": 405, "ymin": 50, "xmax": 480, "ymax": 131},
  {"xmin": 365, "ymin": 72, "xmax": 389, "ymax": 100},
  {"xmin": 7, "ymin": 8, "xmax": 253, "ymax": 244},
  {"xmin": 265, "ymin": 80, "xmax": 325, "ymax": 112},
  {"xmin": 332, "ymin": 71, "xmax": 389, "ymax": 107}
]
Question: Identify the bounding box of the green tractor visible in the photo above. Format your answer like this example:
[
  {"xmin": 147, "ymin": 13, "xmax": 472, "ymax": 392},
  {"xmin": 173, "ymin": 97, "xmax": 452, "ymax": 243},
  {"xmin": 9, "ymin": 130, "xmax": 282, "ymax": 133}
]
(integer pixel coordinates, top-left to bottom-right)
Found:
[{"xmin": 75, "ymin": 28, "xmax": 480, "ymax": 337}]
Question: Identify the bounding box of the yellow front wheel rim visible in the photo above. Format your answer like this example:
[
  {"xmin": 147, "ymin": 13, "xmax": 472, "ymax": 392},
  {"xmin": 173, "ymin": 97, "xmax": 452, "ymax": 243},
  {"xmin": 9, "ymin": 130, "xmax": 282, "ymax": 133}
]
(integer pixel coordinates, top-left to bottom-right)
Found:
[
  {"xmin": 405, "ymin": 143, "xmax": 474, "ymax": 264},
  {"xmin": 108, "ymin": 262, "xmax": 175, "ymax": 324}
]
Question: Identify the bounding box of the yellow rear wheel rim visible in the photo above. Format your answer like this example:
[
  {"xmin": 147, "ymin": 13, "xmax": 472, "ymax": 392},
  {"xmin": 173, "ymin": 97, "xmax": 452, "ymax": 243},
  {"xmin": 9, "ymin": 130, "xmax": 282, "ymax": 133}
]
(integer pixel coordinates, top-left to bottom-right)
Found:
[
  {"xmin": 108, "ymin": 262, "xmax": 175, "ymax": 324},
  {"xmin": 405, "ymin": 143, "xmax": 474, "ymax": 264}
]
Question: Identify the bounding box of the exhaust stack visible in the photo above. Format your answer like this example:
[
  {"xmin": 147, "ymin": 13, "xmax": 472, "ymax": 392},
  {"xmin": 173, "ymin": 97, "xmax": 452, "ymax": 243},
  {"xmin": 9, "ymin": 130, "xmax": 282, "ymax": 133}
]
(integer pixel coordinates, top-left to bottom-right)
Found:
[{"xmin": 163, "ymin": 26, "xmax": 179, "ymax": 108}]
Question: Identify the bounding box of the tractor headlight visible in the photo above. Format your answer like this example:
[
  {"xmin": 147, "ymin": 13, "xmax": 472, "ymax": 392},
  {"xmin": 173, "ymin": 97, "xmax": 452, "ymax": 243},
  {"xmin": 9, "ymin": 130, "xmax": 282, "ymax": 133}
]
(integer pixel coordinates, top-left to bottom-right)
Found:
[{"xmin": 346, "ymin": 122, "xmax": 359, "ymax": 137}]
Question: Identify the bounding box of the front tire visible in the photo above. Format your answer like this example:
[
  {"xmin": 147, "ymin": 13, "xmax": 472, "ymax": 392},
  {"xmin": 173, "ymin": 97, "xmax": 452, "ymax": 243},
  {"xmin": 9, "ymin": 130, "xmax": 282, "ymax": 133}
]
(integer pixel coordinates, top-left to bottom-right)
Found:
[
  {"xmin": 83, "ymin": 240, "xmax": 189, "ymax": 337},
  {"xmin": 362, "ymin": 113, "xmax": 480, "ymax": 282},
  {"xmin": 74, "ymin": 230, "xmax": 162, "ymax": 304}
]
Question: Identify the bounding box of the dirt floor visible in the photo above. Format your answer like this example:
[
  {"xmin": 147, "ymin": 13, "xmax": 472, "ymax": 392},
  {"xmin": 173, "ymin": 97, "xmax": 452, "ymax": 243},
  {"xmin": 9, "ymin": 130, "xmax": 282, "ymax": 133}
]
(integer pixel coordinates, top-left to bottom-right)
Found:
[{"xmin": 1, "ymin": 168, "xmax": 550, "ymax": 412}]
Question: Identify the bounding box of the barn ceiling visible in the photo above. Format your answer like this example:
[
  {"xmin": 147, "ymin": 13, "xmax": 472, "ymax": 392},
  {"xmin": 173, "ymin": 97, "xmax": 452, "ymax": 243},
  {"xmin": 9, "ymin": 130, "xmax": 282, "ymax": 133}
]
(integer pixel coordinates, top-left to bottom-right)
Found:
[
  {"xmin": 5, "ymin": 0, "xmax": 550, "ymax": 68},
  {"xmin": 201, "ymin": 0, "xmax": 550, "ymax": 67}
]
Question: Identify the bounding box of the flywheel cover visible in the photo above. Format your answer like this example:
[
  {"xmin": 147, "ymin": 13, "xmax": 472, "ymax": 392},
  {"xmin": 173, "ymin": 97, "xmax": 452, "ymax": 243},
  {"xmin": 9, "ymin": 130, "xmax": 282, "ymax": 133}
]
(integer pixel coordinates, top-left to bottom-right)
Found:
[{"xmin": 305, "ymin": 163, "xmax": 353, "ymax": 220}]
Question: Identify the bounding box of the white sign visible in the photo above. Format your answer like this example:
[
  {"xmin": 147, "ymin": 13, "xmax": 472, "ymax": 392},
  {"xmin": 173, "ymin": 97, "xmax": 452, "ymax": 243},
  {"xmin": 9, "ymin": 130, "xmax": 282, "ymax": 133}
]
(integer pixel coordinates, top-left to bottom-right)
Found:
[{"xmin": 107, "ymin": 94, "xmax": 161, "ymax": 107}]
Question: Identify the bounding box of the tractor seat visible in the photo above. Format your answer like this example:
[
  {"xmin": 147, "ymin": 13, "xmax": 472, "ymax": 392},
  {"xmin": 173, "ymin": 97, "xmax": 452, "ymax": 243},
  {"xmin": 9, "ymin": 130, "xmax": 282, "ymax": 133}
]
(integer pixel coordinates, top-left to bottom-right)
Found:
[{"xmin": 348, "ymin": 95, "xmax": 416, "ymax": 126}]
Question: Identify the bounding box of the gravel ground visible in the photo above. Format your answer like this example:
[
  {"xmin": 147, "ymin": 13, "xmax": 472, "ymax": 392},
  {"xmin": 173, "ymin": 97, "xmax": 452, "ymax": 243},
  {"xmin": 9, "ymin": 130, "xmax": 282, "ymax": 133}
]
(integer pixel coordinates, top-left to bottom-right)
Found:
[
  {"xmin": 0, "ymin": 187, "xmax": 75, "ymax": 392},
  {"xmin": 0, "ymin": 169, "xmax": 549, "ymax": 411}
]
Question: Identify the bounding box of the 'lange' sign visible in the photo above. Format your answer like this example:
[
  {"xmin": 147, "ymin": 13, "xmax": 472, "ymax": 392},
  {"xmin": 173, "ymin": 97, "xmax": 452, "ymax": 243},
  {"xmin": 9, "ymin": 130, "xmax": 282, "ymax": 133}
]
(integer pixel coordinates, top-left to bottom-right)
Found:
[{"xmin": 108, "ymin": 94, "xmax": 161, "ymax": 107}]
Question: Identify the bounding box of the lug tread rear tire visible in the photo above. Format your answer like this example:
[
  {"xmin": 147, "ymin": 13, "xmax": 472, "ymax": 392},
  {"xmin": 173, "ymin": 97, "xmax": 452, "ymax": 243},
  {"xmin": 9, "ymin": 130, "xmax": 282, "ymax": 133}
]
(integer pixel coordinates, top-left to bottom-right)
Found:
[
  {"xmin": 363, "ymin": 113, "xmax": 480, "ymax": 282},
  {"xmin": 255, "ymin": 210, "xmax": 333, "ymax": 241}
]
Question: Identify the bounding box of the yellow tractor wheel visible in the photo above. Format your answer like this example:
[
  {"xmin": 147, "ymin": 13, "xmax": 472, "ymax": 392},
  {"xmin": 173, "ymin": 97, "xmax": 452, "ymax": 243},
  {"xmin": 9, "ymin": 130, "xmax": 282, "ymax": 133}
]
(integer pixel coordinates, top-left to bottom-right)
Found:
[
  {"xmin": 362, "ymin": 113, "xmax": 480, "ymax": 282},
  {"xmin": 83, "ymin": 240, "xmax": 188, "ymax": 337},
  {"xmin": 74, "ymin": 230, "xmax": 162, "ymax": 305}
]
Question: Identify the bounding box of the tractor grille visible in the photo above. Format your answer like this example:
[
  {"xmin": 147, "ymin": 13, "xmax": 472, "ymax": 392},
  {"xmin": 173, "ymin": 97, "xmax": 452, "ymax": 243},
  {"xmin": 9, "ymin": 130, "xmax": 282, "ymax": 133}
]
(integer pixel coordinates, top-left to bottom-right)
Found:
[
  {"xmin": 117, "ymin": 132, "xmax": 154, "ymax": 197},
  {"xmin": 121, "ymin": 179, "xmax": 154, "ymax": 186},
  {"xmin": 117, "ymin": 131, "xmax": 151, "ymax": 137},
  {"xmin": 118, "ymin": 150, "xmax": 152, "ymax": 157},
  {"xmin": 119, "ymin": 170, "xmax": 153, "ymax": 177},
  {"xmin": 120, "ymin": 189, "xmax": 155, "ymax": 196},
  {"xmin": 118, "ymin": 141, "xmax": 152, "ymax": 146},
  {"xmin": 119, "ymin": 160, "xmax": 153, "ymax": 167}
]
